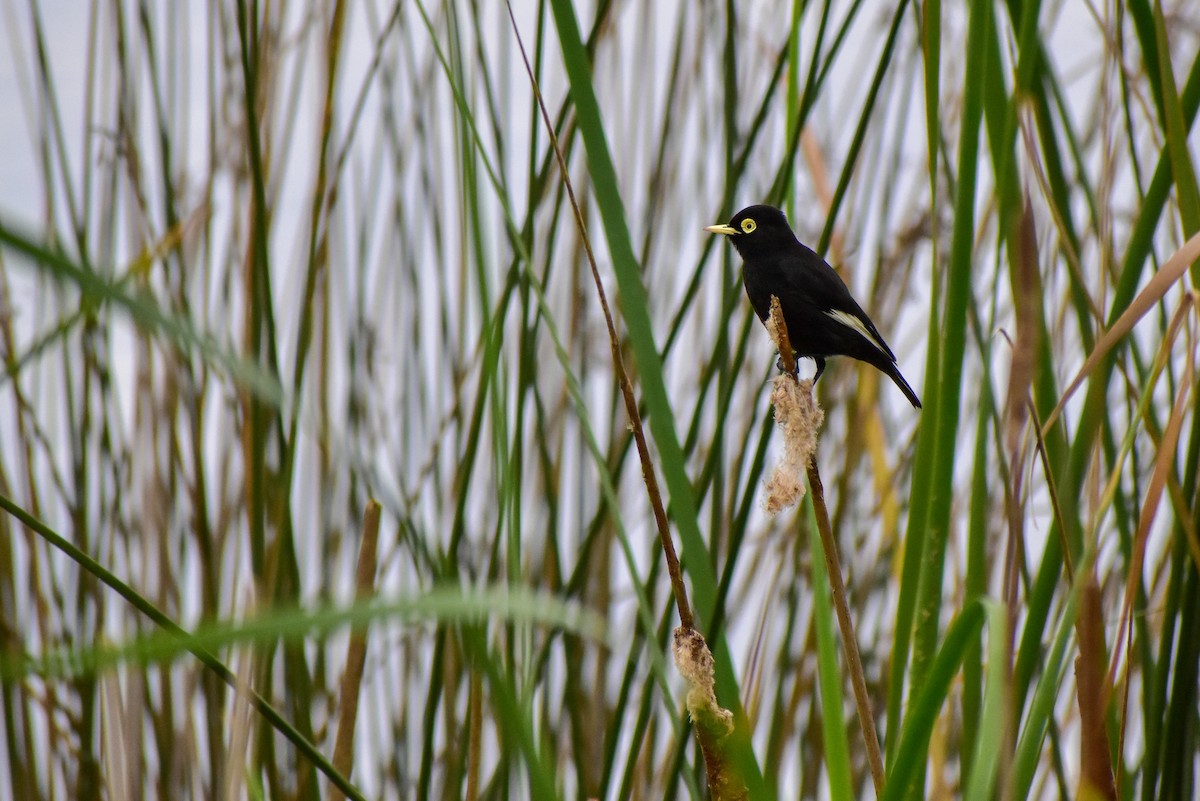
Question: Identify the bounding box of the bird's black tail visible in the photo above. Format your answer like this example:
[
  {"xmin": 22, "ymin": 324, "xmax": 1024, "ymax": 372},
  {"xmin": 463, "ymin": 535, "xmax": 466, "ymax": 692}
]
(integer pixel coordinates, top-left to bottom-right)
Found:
[{"xmin": 887, "ymin": 364, "xmax": 922, "ymax": 409}]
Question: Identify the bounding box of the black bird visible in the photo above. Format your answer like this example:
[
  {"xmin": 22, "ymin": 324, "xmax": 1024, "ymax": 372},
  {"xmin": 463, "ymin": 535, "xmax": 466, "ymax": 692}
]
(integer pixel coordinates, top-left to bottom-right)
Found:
[{"xmin": 706, "ymin": 204, "xmax": 921, "ymax": 408}]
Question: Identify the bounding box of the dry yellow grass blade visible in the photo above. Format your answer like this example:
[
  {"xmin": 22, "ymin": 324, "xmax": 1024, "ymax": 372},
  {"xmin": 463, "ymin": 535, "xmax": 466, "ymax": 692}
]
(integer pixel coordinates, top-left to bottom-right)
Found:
[
  {"xmin": 1110, "ymin": 317, "xmax": 1194, "ymax": 784},
  {"xmin": 1042, "ymin": 231, "xmax": 1200, "ymax": 434},
  {"xmin": 1114, "ymin": 305, "xmax": 1195, "ymax": 653},
  {"xmin": 1086, "ymin": 298, "xmax": 1194, "ymax": 552}
]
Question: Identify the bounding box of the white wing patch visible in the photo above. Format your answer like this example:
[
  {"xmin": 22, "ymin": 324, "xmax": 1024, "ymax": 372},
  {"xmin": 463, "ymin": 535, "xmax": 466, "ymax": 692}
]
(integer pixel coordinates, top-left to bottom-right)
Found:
[{"xmin": 824, "ymin": 309, "xmax": 889, "ymax": 356}]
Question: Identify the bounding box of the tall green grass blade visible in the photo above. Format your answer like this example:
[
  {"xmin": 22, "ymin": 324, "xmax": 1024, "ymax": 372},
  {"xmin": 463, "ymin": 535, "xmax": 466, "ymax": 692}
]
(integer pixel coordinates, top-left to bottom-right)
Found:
[
  {"xmin": 885, "ymin": 0, "xmax": 942, "ymax": 764},
  {"xmin": 962, "ymin": 603, "xmax": 1009, "ymax": 800},
  {"xmin": 901, "ymin": 0, "xmax": 992, "ymax": 773},
  {"xmin": 1153, "ymin": 0, "xmax": 1200, "ymax": 237},
  {"xmin": 1012, "ymin": 587, "xmax": 1078, "ymax": 799},
  {"xmin": 883, "ymin": 601, "xmax": 988, "ymax": 801},
  {"xmin": 548, "ymin": 2, "xmax": 768, "ymax": 793}
]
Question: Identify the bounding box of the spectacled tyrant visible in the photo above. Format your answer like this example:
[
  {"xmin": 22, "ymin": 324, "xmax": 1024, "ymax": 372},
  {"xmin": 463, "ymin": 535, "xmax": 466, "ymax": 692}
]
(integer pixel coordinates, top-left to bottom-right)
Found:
[{"xmin": 707, "ymin": 204, "xmax": 921, "ymax": 408}]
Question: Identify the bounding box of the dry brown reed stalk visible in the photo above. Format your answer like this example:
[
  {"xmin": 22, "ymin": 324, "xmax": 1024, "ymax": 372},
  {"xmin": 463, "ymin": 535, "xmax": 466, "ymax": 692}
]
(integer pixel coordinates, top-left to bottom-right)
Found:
[
  {"xmin": 762, "ymin": 309, "xmax": 824, "ymax": 514},
  {"xmin": 672, "ymin": 627, "xmax": 747, "ymax": 801},
  {"xmin": 330, "ymin": 500, "xmax": 381, "ymax": 799},
  {"xmin": 766, "ymin": 296, "xmax": 886, "ymax": 797},
  {"xmin": 466, "ymin": 669, "xmax": 483, "ymax": 800},
  {"xmin": 1076, "ymin": 572, "xmax": 1116, "ymax": 800}
]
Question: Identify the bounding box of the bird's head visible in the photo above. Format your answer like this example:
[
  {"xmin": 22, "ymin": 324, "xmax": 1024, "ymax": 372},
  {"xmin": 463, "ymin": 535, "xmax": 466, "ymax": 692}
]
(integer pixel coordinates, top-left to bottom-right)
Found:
[{"xmin": 705, "ymin": 205, "xmax": 798, "ymax": 258}]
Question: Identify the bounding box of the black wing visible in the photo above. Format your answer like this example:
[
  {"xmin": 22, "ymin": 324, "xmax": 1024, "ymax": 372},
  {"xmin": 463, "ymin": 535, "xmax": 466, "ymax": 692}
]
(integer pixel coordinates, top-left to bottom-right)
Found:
[{"xmin": 774, "ymin": 244, "xmax": 897, "ymax": 362}]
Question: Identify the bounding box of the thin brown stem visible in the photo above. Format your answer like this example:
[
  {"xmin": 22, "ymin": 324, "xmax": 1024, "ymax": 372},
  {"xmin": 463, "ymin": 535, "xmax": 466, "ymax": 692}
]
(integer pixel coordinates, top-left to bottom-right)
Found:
[
  {"xmin": 807, "ymin": 459, "xmax": 886, "ymax": 796},
  {"xmin": 330, "ymin": 500, "xmax": 381, "ymax": 798},
  {"xmin": 769, "ymin": 297, "xmax": 885, "ymax": 797},
  {"xmin": 504, "ymin": 2, "xmax": 693, "ymax": 631}
]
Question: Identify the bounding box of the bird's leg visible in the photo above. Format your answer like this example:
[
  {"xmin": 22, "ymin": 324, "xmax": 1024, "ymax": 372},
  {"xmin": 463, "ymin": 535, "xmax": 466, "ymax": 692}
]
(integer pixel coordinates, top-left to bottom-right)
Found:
[
  {"xmin": 812, "ymin": 357, "xmax": 827, "ymax": 383},
  {"xmin": 775, "ymin": 352, "xmax": 800, "ymax": 377}
]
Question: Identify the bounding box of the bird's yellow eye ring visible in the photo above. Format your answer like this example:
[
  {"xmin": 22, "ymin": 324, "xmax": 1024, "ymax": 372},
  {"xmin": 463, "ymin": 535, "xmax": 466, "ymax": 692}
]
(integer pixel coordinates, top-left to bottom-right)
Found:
[{"xmin": 740, "ymin": 218, "xmax": 756, "ymax": 234}]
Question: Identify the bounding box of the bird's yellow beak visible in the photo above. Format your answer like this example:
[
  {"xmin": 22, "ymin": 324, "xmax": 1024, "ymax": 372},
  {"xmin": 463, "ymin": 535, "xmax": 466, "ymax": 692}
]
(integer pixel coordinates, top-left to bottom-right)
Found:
[{"xmin": 704, "ymin": 223, "xmax": 737, "ymax": 236}]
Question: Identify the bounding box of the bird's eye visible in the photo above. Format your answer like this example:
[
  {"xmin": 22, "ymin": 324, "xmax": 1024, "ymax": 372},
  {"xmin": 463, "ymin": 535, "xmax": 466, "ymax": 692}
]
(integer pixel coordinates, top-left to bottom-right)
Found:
[{"xmin": 740, "ymin": 218, "xmax": 757, "ymax": 234}]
